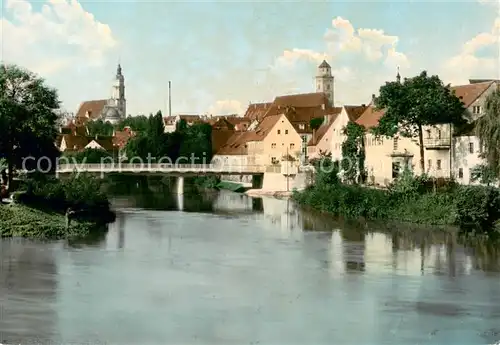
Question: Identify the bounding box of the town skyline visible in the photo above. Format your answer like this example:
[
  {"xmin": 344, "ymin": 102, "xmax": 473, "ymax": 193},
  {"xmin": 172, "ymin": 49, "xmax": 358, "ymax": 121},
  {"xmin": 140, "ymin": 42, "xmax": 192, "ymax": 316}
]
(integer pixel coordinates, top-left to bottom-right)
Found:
[{"xmin": 1, "ymin": 0, "xmax": 499, "ymax": 116}]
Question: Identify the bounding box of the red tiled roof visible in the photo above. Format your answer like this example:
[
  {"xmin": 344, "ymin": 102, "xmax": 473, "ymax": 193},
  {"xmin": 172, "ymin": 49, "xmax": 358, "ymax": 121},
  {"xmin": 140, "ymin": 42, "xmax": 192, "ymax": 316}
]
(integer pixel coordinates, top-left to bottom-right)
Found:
[
  {"xmin": 113, "ymin": 130, "xmax": 135, "ymax": 149},
  {"xmin": 451, "ymin": 81, "xmax": 495, "ymax": 108},
  {"xmin": 75, "ymin": 100, "xmax": 107, "ymax": 124},
  {"xmin": 243, "ymin": 102, "xmax": 273, "ymax": 122},
  {"xmin": 282, "ymin": 106, "xmax": 341, "ymax": 134},
  {"xmin": 212, "ymin": 129, "xmax": 236, "ymax": 154},
  {"xmin": 355, "ymin": 104, "xmax": 385, "ymax": 129},
  {"xmin": 307, "ymin": 114, "xmax": 339, "ymax": 146},
  {"xmin": 274, "ymin": 92, "xmax": 330, "ymax": 108},
  {"xmin": 344, "ymin": 105, "xmax": 368, "ymax": 121}
]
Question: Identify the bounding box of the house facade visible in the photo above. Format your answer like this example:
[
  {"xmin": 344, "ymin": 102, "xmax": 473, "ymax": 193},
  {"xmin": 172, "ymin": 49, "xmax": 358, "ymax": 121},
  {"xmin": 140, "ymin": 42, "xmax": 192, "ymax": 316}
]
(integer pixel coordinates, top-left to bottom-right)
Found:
[
  {"xmin": 355, "ymin": 79, "xmax": 500, "ymax": 186},
  {"xmin": 451, "ymin": 80, "xmax": 500, "ymax": 184}
]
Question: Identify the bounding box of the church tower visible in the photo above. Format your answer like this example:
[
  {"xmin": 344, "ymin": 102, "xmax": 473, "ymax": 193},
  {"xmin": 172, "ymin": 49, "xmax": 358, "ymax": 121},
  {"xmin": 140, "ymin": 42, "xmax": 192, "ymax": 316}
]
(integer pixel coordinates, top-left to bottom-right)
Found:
[
  {"xmin": 315, "ymin": 60, "xmax": 334, "ymax": 106},
  {"xmin": 109, "ymin": 64, "xmax": 126, "ymax": 118}
]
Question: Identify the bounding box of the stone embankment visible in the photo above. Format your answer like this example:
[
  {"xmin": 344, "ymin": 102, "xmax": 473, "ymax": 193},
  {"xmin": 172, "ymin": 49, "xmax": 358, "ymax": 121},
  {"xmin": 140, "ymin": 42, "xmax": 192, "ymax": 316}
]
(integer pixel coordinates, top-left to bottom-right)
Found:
[{"xmin": 245, "ymin": 189, "xmax": 293, "ymax": 198}]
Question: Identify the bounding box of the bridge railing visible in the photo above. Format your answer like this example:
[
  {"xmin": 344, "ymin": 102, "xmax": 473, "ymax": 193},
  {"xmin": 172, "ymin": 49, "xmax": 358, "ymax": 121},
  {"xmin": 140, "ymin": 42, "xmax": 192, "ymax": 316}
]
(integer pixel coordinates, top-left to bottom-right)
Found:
[{"xmin": 55, "ymin": 163, "xmax": 265, "ymax": 173}]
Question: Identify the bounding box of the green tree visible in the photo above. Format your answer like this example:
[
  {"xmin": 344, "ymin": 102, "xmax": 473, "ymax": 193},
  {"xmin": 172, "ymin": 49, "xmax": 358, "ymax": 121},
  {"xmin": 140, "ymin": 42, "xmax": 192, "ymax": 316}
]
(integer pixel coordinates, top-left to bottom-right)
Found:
[
  {"xmin": 373, "ymin": 71, "xmax": 466, "ymax": 174},
  {"xmin": 64, "ymin": 148, "xmax": 114, "ymax": 164},
  {"xmin": 117, "ymin": 115, "xmax": 149, "ymax": 132},
  {"xmin": 341, "ymin": 122, "xmax": 366, "ymax": 184},
  {"xmin": 0, "ymin": 64, "xmax": 60, "ymax": 190},
  {"xmin": 474, "ymin": 88, "xmax": 500, "ymax": 178},
  {"xmin": 87, "ymin": 119, "xmax": 114, "ymax": 137}
]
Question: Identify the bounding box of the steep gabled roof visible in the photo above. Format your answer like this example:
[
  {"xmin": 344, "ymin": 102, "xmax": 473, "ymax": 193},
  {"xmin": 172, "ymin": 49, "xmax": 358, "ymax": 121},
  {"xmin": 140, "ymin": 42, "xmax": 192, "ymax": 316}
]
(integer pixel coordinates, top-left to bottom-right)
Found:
[
  {"xmin": 355, "ymin": 104, "xmax": 385, "ymax": 129},
  {"xmin": 75, "ymin": 100, "xmax": 107, "ymax": 122},
  {"xmin": 274, "ymin": 92, "xmax": 329, "ymax": 108},
  {"xmin": 451, "ymin": 81, "xmax": 495, "ymax": 108},
  {"xmin": 344, "ymin": 105, "xmax": 368, "ymax": 122},
  {"xmin": 307, "ymin": 114, "xmax": 339, "ymax": 146},
  {"xmin": 243, "ymin": 102, "xmax": 273, "ymax": 122}
]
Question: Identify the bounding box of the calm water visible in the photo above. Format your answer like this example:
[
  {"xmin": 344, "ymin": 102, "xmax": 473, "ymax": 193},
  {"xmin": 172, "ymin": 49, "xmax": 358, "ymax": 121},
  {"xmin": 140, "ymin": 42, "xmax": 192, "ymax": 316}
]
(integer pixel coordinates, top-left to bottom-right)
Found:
[{"xmin": 1, "ymin": 191, "xmax": 500, "ymax": 344}]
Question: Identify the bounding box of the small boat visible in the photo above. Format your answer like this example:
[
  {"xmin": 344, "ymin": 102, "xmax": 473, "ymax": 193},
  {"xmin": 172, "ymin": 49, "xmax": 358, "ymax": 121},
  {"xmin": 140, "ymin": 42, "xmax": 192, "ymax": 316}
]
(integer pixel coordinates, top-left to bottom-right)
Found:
[{"xmin": 1, "ymin": 197, "xmax": 13, "ymax": 204}]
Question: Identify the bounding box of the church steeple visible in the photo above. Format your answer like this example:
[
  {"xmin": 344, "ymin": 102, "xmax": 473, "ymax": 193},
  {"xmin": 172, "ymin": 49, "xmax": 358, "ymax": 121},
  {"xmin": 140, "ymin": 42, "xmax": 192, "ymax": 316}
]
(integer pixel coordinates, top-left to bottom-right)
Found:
[
  {"xmin": 396, "ymin": 66, "xmax": 401, "ymax": 83},
  {"xmin": 117, "ymin": 63, "xmax": 122, "ymax": 77}
]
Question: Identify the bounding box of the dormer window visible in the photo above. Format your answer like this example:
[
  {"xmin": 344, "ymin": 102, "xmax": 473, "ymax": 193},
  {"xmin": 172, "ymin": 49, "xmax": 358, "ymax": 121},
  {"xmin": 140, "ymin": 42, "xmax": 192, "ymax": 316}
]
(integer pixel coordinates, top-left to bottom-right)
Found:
[
  {"xmin": 472, "ymin": 106, "xmax": 481, "ymax": 114},
  {"xmin": 299, "ymin": 124, "xmax": 305, "ymax": 130}
]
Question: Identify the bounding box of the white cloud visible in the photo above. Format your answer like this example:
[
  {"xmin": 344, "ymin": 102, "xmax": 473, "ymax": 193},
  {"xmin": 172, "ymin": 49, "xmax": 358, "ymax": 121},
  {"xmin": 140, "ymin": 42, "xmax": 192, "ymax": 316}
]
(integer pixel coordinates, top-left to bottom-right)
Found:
[
  {"xmin": 273, "ymin": 17, "xmax": 409, "ymax": 72},
  {"xmin": 207, "ymin": 100, "xmax": 245, "ymax": 115},
  {"xmin": 0, "ymin": 0, "xmax": 117, "ymax": 76},
  {"xmin": 268, "ymin": 17, "xmax": 409, "ymax": 105},
  {"xmin": 441, "ymin": 16, "xmax": 500, "ymax": 84}
]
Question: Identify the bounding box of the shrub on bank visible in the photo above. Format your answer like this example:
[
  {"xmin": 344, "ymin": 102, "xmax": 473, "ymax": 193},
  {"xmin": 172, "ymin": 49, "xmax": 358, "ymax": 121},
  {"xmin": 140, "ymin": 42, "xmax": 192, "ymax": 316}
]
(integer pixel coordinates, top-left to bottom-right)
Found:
[
  {"xmin": 293, "ymin": 159, "xmax": 500, "ymax": 236},
  {"xmin": 0, "ymin": 203, "xmax": 105, "ymax": 239},
  {"xmin": 15, "ymin": 173, "xmax": 115, "ymax": 224}
]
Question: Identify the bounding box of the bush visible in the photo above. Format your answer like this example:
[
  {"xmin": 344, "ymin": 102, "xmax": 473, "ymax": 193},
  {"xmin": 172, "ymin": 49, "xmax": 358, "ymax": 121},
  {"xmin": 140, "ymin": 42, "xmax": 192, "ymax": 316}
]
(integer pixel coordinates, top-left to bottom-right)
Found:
[
  {"xmin": 453, "ymin": 185, "xmax": 500, "ymax": 231},
  {"xmin": 17, "ymin": 173, "xmax": 114, "ymax": 223},
  {"xmin": 294, "ymin": 169, "xmax": 500, "ymax": 235}
]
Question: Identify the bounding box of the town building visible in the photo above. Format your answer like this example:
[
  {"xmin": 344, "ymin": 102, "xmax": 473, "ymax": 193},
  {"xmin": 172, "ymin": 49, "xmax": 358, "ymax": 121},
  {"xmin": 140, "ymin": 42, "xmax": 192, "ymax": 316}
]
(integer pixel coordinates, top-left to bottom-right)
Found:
[{"xmin": 74, "ymin": 64, "xmax": 127, "ymax": 126}]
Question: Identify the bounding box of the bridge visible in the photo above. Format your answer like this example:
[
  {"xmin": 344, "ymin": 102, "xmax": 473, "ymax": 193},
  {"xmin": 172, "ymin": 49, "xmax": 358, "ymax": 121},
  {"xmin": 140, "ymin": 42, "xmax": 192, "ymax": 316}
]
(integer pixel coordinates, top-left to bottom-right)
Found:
[{"xmin": 54, "ymin": 163, "xmax": 265, "ymax": 176}]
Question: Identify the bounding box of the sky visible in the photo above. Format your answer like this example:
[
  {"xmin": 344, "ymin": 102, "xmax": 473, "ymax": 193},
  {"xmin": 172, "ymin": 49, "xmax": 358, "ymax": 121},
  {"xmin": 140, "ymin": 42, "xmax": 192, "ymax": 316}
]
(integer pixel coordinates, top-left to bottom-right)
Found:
[{"xmin": 1, "ymin": 0, "xmax": 499, "ymax": 117}]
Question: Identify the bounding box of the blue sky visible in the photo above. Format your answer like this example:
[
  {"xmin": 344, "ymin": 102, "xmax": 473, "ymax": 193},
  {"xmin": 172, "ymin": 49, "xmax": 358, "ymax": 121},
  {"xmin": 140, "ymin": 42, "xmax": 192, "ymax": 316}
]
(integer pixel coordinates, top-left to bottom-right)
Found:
[{"xmin": 1, "ymin": 0, "xmax": 499, "ymax": 116}]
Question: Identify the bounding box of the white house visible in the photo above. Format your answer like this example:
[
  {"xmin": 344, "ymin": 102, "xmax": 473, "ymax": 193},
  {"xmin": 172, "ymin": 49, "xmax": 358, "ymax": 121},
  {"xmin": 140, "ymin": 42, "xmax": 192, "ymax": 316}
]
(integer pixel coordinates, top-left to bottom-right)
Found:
[
  {"xmin": 329, "ymin": 105, "xmax": 368, "ymax": 161},
  {"xmin": 357, "ymin": 79, "xmax": 500, "ymax": 186},
  {"xmin": 451, "ymin": 79, "xmax": 500, "ymax": 185}
]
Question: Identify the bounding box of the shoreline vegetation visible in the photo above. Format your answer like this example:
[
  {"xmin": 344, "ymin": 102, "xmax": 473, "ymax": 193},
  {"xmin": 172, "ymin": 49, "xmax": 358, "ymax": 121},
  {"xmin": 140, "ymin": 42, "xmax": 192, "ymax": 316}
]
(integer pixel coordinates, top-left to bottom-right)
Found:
[
  {"xmin": 292, "ymin": 158, "xmax": 500, "ymax": 241},
  {"xmin": 1, "ymin": 173, "xmax": 115, "ymax": 240}
]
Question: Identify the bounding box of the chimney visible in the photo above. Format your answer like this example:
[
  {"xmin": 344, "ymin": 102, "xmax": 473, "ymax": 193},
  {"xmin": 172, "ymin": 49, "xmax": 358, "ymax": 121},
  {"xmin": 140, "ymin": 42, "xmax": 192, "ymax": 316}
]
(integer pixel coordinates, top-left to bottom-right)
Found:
[{"xmin": 324, "ymin": 115, "xmax": 330, "ymax": 125}]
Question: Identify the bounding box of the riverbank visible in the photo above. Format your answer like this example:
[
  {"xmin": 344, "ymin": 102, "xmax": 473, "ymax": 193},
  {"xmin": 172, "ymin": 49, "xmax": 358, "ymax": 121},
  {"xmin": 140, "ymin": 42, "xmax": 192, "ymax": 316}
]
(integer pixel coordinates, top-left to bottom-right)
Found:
[
  {"xmin": 0, "ymin": 203, "xmax": 107, "ymax": 239},
  {"xmin": 293, "ymin": 171, "xmax": 500, "ymax": 238},
  {"xmin": 0, "ymin": 173, "xmax": 115, "ymax": 239},
  {"xmin": 245, "ymin": 189, "xmax": 293, "ymax": 198}
]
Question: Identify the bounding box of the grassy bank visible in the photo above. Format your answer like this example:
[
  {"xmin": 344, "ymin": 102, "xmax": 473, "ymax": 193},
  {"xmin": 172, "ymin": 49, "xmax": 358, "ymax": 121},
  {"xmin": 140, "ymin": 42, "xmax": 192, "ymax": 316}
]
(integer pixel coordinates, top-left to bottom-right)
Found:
[
  {"xmin": 293, "ymin": 161, "xmax": 500, "ymax": 240},
  {"xmin": 0, "ymin": 203, "xmax": 106, "ymax": 239},
  {"xmin": 1, "ymin": 173, "xmax": 115, "ymax": 240}
]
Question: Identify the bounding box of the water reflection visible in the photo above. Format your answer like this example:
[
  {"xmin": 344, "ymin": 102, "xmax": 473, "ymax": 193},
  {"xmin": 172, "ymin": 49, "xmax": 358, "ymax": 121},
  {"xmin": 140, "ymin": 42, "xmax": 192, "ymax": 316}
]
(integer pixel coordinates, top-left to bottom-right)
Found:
[
  {"xmin": 3, "ymin": 190, "xmax": 500, "ymax": 344},
  {"xmin": 0, "ymin": 239, "xmax": 58, "ymax": 344}
]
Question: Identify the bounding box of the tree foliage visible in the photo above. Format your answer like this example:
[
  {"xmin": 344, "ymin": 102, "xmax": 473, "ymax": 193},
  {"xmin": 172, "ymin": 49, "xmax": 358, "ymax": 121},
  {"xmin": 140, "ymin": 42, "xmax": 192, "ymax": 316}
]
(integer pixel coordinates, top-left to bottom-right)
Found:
[
  {"xmin": 63, "ymin": 148, "xmax": 114, "ymax": 164},
  {"xmin": 373, "ymin": 71, "xmax": 466, "ymax": 173},
  {"xmin": 475, "ymin": 88, "xmax": 500, "ymax": 179},
  {"xmin": 0, "ymin": 64, "xmax": 61, "ymax": 189},
  {"xmin": 310, "ymin": 117, "xmax": 324, "ymax": 131},
  {"xmin": 116, "ymin": 115, "xmax": 149, "ymax": 132},
  {"xmin": 86, "ymin": 119, "xmax": 114, "ymax": 137},
  {"xmin": 124, "ymin": 112, "xmax": 212, "ymax": 164},
  {"xmin": 341, "ymin": 122, "xmax": 366, "ymax": 184}
]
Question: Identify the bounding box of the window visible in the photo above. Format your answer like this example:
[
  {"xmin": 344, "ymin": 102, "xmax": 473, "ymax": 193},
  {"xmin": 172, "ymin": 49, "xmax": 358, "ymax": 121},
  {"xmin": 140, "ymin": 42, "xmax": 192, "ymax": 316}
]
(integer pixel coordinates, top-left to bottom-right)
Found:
[
  {"xmin": 392, "ymin": 162, "xmax": 401, "ymax": 179},
  {"xmin": 437, "ymin": 130, "xmax": 441, "ymax": 139},
  {"xmin": 469, "ymin": 142, "xmax": 474, "ymax": 154},
  {"xmin": 299, "ymin": 124, "xmax": 305, "ymax": 130},
  {"xmin": 271, "ymin": 157, "xmax": 278, "ymax": 164},
  {"xmin": 472, "ymin": 106, "xmax": 481, "ymax": 114},
  {"xmin": 271, "ymin": 143, "xmax": 276, "ymax": 149},
  {"xmin": 290, "ymin": 143, "xmax": 295, "ymax": 149},
  {"xmin": 436, "ymin": 160, "xmax": 441, "ymax": 170},
  {"xmin": 285, "ymin": 129, "xmax": 288, "ymax": 134},
  {"xmin": 428, "ymin": 159, "xmax": 432, "ymax": 169},
  {"xmin": 458, "ymin": 168, "xmax": 463, "ymax": 178},
  {"xmin": 277, "ymin": 130, "xmax": 281, "ymax": 134},
  {"xmin": 326, "ymin": 84, "xmax": 330, "ymax": 90},
  {"xmin": 426, "ymin": 129, "xmax": 431, "ymax": 139},
  {"xmin": 393, "ymin": 137, "xmax": 398, "ymax": 151}
]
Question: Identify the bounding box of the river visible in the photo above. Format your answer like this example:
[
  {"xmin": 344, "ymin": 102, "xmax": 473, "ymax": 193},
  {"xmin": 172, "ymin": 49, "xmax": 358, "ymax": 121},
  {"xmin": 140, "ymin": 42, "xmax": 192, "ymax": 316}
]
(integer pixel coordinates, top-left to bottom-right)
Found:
[{"xmin": 1, "ymin": 190, "xmax": 500, "ymax": 344}]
